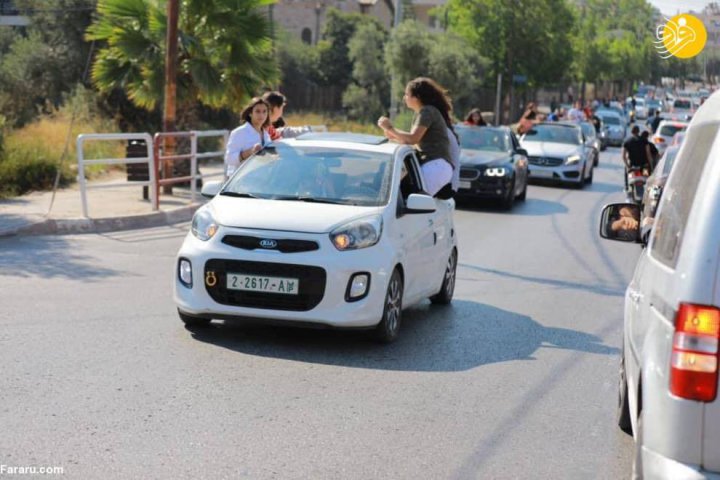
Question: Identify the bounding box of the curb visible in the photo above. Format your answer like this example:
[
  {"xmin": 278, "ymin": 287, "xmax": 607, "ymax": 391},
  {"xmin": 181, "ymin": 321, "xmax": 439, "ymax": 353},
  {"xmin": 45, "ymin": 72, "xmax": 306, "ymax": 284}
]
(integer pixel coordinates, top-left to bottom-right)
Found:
[{"xmin": 0, "ymin": 204, "xmax": 202, "ymax": 238}]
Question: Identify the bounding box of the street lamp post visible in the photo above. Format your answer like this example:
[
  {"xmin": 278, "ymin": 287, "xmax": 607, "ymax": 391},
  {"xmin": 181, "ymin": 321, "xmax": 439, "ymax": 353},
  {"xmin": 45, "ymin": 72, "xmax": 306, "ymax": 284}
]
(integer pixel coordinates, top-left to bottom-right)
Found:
[{"xmin": 314, "ymin": 2, "xmax": 323, "ymax": 45}]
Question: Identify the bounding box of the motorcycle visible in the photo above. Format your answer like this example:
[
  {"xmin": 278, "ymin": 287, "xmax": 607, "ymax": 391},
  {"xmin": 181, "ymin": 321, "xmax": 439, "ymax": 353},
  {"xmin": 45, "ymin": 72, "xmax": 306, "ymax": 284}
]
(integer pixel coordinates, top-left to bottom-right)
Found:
[{"xmin": 627, "ymin": 166, "xmax": 647, "ymax": 205}]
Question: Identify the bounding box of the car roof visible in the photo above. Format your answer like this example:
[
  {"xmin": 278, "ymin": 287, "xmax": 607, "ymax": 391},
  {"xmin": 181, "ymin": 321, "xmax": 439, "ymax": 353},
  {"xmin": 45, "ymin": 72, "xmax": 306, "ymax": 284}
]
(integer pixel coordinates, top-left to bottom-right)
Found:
[
  {"xmin": 596, "ymin": 109, "xmax": 621, "ymax": 117},
  {"xmin": 278, "ymin": 132, "xmax": 401, "ymax": 154},
  {"xmin": 657, "ymin": 120, "xmax": 690, "ymax": 127}
]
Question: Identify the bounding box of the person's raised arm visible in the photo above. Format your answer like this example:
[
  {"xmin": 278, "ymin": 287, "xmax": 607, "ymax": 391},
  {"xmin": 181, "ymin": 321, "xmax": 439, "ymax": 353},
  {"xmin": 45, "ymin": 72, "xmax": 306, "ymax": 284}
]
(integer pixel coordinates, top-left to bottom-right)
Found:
[{"xmin": 378, "ymin": 116, "xmax": 427, "ymax": 145}]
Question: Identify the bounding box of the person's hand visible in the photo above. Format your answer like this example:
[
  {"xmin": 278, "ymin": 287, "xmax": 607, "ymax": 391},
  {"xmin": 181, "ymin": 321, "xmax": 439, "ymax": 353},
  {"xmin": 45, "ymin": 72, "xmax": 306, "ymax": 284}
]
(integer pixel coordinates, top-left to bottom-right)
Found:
[
  {"xmin": 617, "ymin": 216, "xmax": 639, "ymax": 230},
  {"xmin": 251, "ymin": 143, "xmax": 262, "ymax": 154},
  {"xmin": 377, "ymin": 116, "xmax": 392, "ymax": 130}
]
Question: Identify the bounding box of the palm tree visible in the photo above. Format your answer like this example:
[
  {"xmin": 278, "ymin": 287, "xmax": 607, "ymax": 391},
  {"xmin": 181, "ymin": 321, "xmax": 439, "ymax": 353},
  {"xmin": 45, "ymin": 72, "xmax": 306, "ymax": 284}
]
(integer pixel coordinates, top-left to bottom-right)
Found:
[{"xmin": 86, "ymin": 0, "xmax": 278, "ymax": 113}]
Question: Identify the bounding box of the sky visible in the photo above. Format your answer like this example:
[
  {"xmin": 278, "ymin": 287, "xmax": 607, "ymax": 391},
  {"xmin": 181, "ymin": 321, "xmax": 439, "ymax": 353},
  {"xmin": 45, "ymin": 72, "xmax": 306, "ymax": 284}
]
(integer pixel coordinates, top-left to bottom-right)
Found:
[{"xmin": 648, "ymin": 0, "xmax": 713, "ymax": 17}]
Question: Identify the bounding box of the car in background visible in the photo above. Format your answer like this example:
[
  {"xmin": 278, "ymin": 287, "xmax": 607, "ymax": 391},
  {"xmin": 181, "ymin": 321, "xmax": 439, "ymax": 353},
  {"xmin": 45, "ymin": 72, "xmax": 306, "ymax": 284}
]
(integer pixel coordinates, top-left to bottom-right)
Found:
[
  {"xmin": 519, "ymin": 122, "xmax": 595, "ymax": 187},
  {"xmin": 634, "ymin": 97, "xmax": 648, "ymax": 120},
  {"xmin": 652, "ymin": 120, "xmax": 689, "ymax": 156},
  {"xmin": 174, "ymin": 133, "xmax": 458, "ymax": 343},
  {"xmin": 641, "ymin": 144, "xmax": 680, "ymax": 220},
  {"xmin": 604, "ymin": 104, "xmax": 630, "ymax": 125},
  {"xmin": 671, "ymin": 130, "xmax": 686, "ymax": 147},
  {"xmin": 454, "ymin": 125, "xmax": 529, "ymax": 209},
  {"xmin": 599, "ymin": 90, "xmax": 720, "ymax": 479},
  {"xmin": 597, "ymin": 110, "xmax": 626, "ymax": 146},
  {"xmin": 579, "ymin": 121, "xmax": 602, "ymax": 165},
  {"xmin": 670, "ymin": 97, "xmax": 694, "ymax": 121},
  {"xmin": 646, "ymin": 98, "xmax": 663, "ymax": 117}
]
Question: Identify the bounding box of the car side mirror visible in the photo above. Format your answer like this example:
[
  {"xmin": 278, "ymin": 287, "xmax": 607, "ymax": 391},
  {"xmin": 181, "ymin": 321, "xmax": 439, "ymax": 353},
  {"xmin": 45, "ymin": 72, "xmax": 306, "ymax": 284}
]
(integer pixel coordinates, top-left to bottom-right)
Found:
[
  {"xmin": 599, "ymin": 203, "xmax": 641, "ymax": 243},
  {"xmin": 201, "ymin": 181, "xmax": 222, "ymax": 198},
  {"xmin": 405, "ymin": 194, "xmax": 436, "ymax": 214}
]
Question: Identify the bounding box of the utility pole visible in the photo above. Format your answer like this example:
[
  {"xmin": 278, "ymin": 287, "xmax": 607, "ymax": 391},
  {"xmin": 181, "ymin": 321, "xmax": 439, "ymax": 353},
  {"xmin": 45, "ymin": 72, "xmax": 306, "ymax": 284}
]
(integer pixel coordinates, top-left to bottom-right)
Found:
[
  {"xmin": 389, "ymin": 0, "xmax": 402, "ymax": 120},
  {"xmin": 162, "ymin": 0, "xmax": 179, "ymax": 194}
]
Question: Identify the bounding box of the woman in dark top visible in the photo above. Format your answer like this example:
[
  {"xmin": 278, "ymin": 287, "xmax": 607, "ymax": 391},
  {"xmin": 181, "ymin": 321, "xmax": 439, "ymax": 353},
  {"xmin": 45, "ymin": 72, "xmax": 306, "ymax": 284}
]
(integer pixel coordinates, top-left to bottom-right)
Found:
[{"xmin": 377, "ymin": 77, "xmax": 456, "ymax": 196}]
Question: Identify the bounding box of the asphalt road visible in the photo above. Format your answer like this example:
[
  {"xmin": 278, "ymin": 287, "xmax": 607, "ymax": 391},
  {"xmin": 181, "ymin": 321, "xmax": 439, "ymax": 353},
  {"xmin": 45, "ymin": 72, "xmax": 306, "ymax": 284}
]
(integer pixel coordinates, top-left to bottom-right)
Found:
[{"xmin": 0, "ymin": 146, "xmax": 640, "ymax": 479}]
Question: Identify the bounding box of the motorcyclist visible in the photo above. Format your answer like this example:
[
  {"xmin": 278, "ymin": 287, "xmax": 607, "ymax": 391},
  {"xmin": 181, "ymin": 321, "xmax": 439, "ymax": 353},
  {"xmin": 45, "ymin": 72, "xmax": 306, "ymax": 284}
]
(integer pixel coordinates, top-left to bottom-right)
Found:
[{"xmin": 622, "ymin": 125, "xmax": 653, "ymax": 193}]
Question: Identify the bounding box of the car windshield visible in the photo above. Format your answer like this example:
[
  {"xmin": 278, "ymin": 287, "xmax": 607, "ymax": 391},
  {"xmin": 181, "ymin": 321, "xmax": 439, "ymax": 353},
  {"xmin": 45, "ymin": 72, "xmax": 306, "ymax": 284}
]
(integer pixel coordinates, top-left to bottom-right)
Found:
[
  {"xmin": 659, "ymin": 124, "xmax": 687, "ymax": 137},
  {"xmin": 601, "ymin": 115, "xmax": 621, "ymax": 125},
  {"xmin": 222, "ymin": 144, "xmax": 393, "ymax": 207},
  {"xmin": 674, "ymin": 100, "xmax": 691, "ymax": 109},
  {"xmin": 523, "ymin": 125, "xmax": 581, "ymax": 145},
  {"xmin": 456, "ymin": 127, "xmax": 510, "ymax": 152},
  {"xmin": 580, "ymin": 123, "xmax": 595, "ymax": 137}
]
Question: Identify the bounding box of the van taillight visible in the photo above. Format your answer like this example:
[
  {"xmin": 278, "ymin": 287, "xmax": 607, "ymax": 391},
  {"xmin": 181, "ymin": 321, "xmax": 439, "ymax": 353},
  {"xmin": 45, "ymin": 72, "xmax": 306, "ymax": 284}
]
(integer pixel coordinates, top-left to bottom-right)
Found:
[{"xmin": 670, "ymin": 304, "xmax": 720, "ymax": 402}]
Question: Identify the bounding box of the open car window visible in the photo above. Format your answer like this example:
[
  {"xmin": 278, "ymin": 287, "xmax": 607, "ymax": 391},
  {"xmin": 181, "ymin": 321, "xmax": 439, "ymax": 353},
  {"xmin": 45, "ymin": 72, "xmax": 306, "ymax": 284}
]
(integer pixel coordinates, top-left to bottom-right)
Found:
[{"xmin": 223, "ymin": 144, "xmax": 394, "ymax": 207}]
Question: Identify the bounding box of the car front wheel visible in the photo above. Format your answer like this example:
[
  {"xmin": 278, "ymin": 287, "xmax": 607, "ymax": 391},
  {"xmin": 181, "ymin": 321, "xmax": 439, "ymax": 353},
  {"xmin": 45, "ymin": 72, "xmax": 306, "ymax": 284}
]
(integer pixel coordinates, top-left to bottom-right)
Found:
[{"xmin": 374, "ymin": 269, "xmax": 403, "ymax": 343}]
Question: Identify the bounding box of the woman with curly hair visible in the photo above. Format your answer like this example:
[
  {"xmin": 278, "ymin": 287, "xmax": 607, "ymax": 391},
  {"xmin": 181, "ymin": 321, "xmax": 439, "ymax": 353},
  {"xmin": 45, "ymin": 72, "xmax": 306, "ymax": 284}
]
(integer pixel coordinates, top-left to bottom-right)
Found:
[{"xmin": 377, "ymin": 77, "xmax": 456, "ymax": 196}]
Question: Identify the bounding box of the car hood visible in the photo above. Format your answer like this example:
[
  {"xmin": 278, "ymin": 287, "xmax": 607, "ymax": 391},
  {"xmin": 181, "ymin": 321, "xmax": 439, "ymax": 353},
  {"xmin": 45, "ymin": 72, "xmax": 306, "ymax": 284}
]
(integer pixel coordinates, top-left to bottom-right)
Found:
[
  {"xmin": 460, "ymin": 150, "xmax": 510, "ymax": 166},
  {"xmin": 520, "ymin": 142, "xmax": 581, "ymax": 158},
  {"xmin": 207, "ymin": 196, "xmax": 383, "ymax": 234}
]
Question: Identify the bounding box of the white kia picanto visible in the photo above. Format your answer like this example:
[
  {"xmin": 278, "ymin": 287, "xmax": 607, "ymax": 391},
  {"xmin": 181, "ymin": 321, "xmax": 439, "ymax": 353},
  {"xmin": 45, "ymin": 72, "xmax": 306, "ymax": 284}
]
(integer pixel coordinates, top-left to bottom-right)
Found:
[{"xmin": 174, "ymin": 133, "xmax": 458, "ymax": 342}]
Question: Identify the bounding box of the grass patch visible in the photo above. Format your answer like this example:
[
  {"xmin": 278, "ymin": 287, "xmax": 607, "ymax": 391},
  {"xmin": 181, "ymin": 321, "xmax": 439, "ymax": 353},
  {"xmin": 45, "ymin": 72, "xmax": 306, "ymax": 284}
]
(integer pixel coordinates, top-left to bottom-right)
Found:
[{"xmin": 0, "ymin": 87, "xmax": 122, "ymax": 198}]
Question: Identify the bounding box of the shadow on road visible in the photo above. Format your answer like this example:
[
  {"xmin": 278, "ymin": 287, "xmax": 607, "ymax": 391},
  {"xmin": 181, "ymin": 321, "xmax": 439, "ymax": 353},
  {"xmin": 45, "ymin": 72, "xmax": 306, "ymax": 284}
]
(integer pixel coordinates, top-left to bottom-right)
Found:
[
  {"xmin": 455, "ymin": 197, "xmax": 569, "ymax": 216},
  {"xmin": 0, "ymin": 235, "xmax": 120, "ymax": 279},
  {"xmin": 187, "ymin": 299, "xmax": 619, "ymax": 372}
]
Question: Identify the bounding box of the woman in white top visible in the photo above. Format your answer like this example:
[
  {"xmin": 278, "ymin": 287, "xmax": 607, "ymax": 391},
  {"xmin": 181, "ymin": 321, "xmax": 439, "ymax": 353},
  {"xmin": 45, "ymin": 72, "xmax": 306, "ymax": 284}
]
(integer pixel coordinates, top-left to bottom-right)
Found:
[{"xmin": 224, "ymin": 97, "xmax": 272, "ymax": 177}]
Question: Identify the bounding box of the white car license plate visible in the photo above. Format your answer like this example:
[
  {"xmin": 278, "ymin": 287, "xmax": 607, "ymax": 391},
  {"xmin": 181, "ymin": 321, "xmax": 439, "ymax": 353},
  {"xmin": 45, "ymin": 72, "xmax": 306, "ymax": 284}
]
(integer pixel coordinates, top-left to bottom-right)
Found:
[
  {"xmin": 227, "ymin": 274, "xmax": 299, "ymax": 295},
  {"xmin": 459, "ymin": 180, "xmax": 472, "ymax": 190},
  {"xmin": 531, "ymin": 169, "xmax": 553, "ymax": 178}
]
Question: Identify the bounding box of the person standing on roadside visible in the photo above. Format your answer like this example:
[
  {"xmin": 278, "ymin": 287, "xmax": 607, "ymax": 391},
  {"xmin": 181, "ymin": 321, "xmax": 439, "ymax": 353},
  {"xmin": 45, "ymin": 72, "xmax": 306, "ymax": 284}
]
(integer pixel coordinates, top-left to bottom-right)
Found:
[
  {"xmin": 224, "ymin": 97, "xmax": 271, "ymax": 178},
  {"xmin": 261, "ymin": 91, "xmax": 309, "ymax": 141},
  {"xmin": 377, "ymin": 77, "xmax": 455, "ymax": 197}
]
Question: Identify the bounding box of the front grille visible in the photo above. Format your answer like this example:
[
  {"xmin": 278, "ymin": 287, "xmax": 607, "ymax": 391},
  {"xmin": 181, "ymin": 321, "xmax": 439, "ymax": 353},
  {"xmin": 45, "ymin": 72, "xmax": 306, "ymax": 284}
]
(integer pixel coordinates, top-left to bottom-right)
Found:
[
  {"xmin": 205, "ymin": 259, "xmax": 326, "ymax": 311},
  {"xmin": 528, "ymin": 156, "xmax": 564, "ymax": 167},
  {"xmin": 222, "ymin": 235, "xmax": 319, "ymax": 253},
  {"xmin": 460, "ymin": 168, "xmax": 481, "ymax": 180}
]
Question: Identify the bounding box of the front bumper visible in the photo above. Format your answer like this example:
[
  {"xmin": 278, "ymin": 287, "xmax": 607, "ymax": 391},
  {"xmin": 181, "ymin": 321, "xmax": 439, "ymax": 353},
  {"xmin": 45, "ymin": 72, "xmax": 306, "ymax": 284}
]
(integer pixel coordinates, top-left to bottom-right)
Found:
[
  {"xmin": 174, "ymin": 227, "xmax": 393, "ymax": 328},
  {"xmin": 456, "ymin": 170, "xmax": 514, "ymax": 198},
  {"xmin": 527, "ymin": 161, "xmax": 584, "ymax": 183}
]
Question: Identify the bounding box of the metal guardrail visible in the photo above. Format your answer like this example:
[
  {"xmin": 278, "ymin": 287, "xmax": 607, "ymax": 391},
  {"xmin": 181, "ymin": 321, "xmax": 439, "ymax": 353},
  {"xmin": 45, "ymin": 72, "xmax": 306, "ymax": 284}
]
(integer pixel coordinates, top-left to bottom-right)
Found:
[{"xmin": 76, "ymin": 133, "xmax": 157, "ymax": 218}]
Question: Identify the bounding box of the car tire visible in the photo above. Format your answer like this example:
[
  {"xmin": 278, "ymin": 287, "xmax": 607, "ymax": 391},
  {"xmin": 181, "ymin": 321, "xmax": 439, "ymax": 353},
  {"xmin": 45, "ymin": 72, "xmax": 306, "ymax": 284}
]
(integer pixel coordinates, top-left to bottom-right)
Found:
[
  {"xmin": 178, "ymin": 309, "xmax": 211, "ymax": 327},
  {"xmin": 501, "ymin": 179, "xmax": 515, "ymax": 210},
  {"xmin": 374, "ymin": 269, "xmax": 403, "ymax": 343},
  {"xmin": 517, "ymin": 181, "xmax": 527, "ymax": 201},
  {"xmin": 585, "ymin": 166, "xmax": 594, "ymax": 185},
  {"xmin": 617, "ymin": 349, "xmax": 633, "ymax": 435},
  {"xmin": 632, "ymin": 412, "xmax": 644, "ymax": 480},
  {"xmin": 430, "ymin": 248, "xmax": 457, "ymax": 305},
  {"xmin": 593, "ymin": 151, "xmax": 599, "ymax": 167}
]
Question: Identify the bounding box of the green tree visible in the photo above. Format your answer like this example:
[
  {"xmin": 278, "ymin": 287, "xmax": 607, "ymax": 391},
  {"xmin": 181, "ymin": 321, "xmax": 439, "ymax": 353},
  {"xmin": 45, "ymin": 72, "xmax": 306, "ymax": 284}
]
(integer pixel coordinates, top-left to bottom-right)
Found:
[
  {"xmin": 384, "ymin": 20, "xmax": 432, "ymax": 100},
  {"xmin": 342, "ymin": 22, "xmax": 389, "ymax": 120},
  {"xmin": 86, "ymin": 0, "xmax": 278, "ymax": 114},
  {"xmin": 315, "ymin": 8, "xmax": 386, "ymax": 90}
]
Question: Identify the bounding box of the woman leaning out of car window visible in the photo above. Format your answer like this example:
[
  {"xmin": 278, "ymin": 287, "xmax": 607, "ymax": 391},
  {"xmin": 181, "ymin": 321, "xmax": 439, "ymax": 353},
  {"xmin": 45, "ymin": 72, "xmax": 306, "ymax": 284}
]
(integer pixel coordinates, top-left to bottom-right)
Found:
[
  {"xmin": 224, "ymin": 97, "xmax": 272, "ymax": 178},
  {"xmin": 377, "ymin": 77, "xmax": 456, "ymax": 197}
]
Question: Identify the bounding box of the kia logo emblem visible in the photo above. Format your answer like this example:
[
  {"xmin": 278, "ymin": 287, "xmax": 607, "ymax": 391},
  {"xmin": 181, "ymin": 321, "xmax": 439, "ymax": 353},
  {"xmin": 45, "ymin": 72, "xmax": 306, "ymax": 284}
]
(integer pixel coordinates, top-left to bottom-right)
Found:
[{"xmin": 259, "ymin": 239, "xmax": 278, "ymax": 249}]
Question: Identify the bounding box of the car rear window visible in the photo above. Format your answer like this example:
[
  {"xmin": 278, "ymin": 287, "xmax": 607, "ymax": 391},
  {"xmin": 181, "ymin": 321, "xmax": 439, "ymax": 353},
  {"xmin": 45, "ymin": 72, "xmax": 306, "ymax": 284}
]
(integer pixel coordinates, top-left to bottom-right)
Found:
[
  {"xmin": 659, "ymin": 124, "xmax": 687, "ymax": 137},
  {"xmin": 651, "ymin": 123, "xmax": 720, "ymax": 268},
  {"xmin": 674, "ymin": 100, "xmax": 692, "ymax": 109},
  {"xmin": 601, "ymin": 116, "xmax": 621, "ymax": 125}
]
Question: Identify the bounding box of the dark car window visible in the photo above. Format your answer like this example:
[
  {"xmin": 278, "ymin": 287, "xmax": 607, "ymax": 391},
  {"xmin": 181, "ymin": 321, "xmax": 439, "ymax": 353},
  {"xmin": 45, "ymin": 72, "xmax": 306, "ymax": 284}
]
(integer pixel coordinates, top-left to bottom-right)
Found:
[
  {"xmin": 651, "ymin": 123, "xmax": 720, "ymax": 268},
  {"xmin": 600, "ymin": 115, "xmax": 621, "ymax": 126},
  {"xmin": 456, "ymin": 126, "xmax": 510, "ymax": 152},
  {"xmin": 659, "ymin": 124, "xmax": 687, "ymax": 137},
  {"xmin": 673, "ymin": 99, "xmax": 692, "ymax": 109}
]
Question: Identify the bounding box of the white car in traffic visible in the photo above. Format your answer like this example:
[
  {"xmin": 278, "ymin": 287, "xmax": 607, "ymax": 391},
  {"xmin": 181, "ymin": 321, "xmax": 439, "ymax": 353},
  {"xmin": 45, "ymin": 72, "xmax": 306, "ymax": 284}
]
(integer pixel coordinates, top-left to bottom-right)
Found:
[{"xmin": 174, "ymin": 133, "xmax": 458, "ymax": 342}]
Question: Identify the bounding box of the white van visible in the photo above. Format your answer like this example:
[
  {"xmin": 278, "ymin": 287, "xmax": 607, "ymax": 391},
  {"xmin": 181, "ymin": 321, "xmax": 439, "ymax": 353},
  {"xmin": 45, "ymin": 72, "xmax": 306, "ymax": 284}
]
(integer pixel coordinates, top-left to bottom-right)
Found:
[{"xmin": 599, "ymin": 90, "xmax": 720, "ymax": 478}]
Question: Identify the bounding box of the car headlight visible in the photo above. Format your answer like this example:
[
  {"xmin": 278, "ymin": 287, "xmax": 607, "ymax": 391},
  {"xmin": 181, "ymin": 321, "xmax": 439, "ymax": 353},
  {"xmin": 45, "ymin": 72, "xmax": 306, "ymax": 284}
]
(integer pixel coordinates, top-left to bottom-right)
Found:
[
  {"xmin": 191, "ymin": 208, "xmax": 219, "ymax": 241},
  {"xmin": 485, "ymin": 167, "xmax": 507, "ymax": 177},
  {"xmin": 330, "ymin": 215, "xmax": 382, "ymax": 251},
  {"xmin": 565, "ymin": 155, "xmax": 581, "ymax": 165}
]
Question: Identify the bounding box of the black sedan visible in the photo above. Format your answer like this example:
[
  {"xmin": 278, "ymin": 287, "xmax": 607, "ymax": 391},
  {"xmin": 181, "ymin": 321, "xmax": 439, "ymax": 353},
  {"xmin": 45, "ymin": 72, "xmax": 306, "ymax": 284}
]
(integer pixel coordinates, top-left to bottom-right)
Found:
[{"xmin": 454, "ymin": 125, "xmax": 529, "ymax": 209}]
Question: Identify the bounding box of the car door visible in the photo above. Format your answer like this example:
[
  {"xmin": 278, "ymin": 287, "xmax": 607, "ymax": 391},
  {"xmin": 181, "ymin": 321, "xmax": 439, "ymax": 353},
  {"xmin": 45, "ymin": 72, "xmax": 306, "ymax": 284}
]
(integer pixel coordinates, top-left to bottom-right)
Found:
[{"xmin": 392, "ymin": 153, "xmax": 437, "ymax": 301}]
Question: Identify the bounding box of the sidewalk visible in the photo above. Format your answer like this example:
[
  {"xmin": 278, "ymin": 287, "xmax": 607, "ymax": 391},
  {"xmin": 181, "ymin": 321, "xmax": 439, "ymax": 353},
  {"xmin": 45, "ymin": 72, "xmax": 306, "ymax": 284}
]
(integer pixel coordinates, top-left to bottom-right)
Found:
[{"xmin": 0, "ymin": 161, "xmax": 224, "ymax": 237}]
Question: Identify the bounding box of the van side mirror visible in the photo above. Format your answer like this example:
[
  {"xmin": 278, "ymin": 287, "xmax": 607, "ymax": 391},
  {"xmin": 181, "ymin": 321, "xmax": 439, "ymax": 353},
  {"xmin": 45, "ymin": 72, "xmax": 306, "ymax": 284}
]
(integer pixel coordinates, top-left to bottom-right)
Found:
[{"xmin": 599, "ymin": 203, "xmax": 641, "ymax": 243}]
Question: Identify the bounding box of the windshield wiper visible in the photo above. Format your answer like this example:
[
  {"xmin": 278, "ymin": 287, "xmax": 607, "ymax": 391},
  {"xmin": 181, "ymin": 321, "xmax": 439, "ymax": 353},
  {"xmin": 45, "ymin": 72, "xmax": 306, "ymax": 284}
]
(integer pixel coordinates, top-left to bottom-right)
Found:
[
  {"xmin": 220, "ymin": 191, "xmax": 259, "ymax": 198},
  {"xmin": 275, "ymin": 196, "xmax": 346, "ymax": 205}
]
